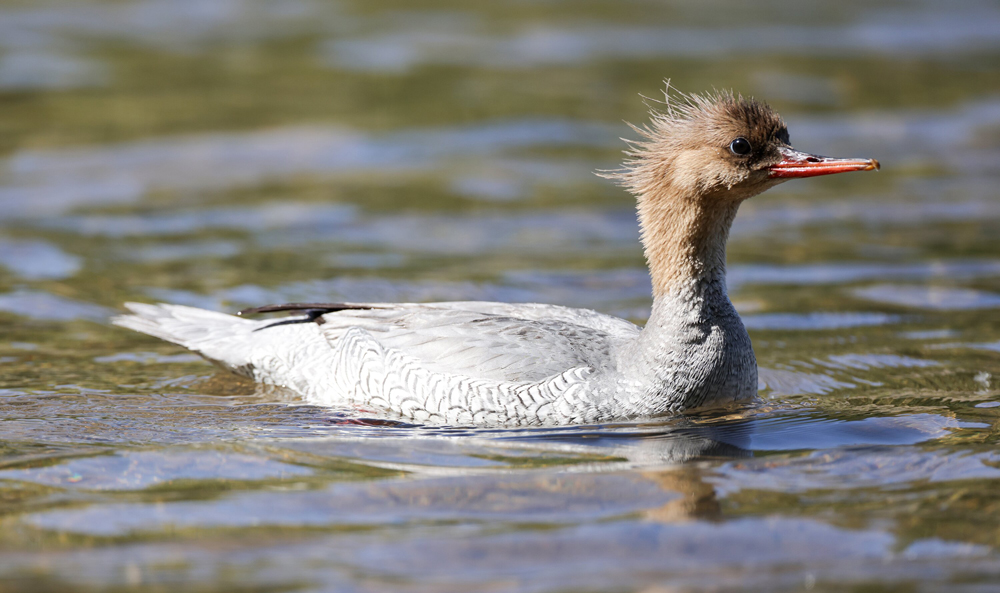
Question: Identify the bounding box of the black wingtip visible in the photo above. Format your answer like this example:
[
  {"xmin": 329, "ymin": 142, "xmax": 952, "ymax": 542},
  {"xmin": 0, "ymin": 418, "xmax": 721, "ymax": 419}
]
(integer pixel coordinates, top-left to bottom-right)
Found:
[{"xmin": 238, "ymin": 302, "xmax": 384, "ymax": 316}]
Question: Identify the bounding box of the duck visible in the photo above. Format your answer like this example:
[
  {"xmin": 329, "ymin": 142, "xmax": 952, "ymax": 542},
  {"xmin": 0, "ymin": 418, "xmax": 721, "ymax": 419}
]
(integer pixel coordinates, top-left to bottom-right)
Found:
[{"xmin": 114, "ymin": 89, "xmax": 879, "ymax": 427}]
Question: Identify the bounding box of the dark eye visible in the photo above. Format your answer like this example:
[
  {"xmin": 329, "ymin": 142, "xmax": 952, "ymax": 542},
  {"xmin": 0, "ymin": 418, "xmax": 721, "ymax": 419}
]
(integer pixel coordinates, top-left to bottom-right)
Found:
[{"xmin": 729, "ymin": 137, "xmax": 752, "ymax": 156}]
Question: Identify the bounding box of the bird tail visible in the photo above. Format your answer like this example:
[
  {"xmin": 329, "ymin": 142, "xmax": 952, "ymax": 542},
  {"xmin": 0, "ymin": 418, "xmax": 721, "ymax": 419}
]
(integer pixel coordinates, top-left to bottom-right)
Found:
[{"xmin": 112, "ymin": 302, "xmax": 260, "ymax": 376}]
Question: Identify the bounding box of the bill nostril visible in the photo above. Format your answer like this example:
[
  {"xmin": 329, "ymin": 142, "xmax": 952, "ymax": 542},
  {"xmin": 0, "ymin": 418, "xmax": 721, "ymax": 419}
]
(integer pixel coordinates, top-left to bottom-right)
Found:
[{"xmin": 805, "ymin": 156, "xmax": 820, "ymax": 163}]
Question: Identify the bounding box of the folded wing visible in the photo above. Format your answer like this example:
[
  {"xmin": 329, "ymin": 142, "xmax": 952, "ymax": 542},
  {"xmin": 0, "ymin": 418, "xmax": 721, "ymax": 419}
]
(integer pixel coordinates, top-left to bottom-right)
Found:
[{"xmin": 257, "ymin": 301, "xmax": 639, "ymax": 383}]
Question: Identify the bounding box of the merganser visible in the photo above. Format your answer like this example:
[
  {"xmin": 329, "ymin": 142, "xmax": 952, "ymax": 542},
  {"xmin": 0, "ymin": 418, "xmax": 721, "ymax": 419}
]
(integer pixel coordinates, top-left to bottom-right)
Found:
[{"xmin": 114, "ymin": 90, "xmax": 879, "ymax": 426}]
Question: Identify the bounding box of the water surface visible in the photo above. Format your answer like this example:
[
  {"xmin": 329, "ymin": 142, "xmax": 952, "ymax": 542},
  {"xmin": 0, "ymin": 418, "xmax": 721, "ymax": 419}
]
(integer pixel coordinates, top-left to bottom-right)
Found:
[{"xmin": 1, "ymin": 0, "xmax": 1000, "ymax": 591}]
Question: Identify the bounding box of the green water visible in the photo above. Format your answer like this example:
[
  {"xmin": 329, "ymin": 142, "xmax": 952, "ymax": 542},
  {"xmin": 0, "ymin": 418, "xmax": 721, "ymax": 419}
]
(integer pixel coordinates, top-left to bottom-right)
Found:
[{"xmin": 1, "ymin": 0, "xmax": 1000, "ymax": 591}]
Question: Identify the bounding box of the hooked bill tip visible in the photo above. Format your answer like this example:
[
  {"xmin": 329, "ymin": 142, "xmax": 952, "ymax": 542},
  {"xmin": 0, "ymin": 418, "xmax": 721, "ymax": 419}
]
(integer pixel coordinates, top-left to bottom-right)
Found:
[{"xmin": 768, "ymin": 150, "xmax": 882, "ymax": 179}]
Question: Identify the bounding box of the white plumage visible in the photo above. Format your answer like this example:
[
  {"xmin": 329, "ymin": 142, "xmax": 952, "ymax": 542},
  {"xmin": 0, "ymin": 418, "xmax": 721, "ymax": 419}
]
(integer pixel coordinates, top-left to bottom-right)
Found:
[{"xmin": 116, "ymin": 301, "xmax": 641, "ymax": 425}]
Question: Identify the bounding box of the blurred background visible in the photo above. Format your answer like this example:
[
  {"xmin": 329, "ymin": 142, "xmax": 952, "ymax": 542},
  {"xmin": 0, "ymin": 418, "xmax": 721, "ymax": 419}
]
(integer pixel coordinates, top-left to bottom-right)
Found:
[{"xmin": 1, "ymin": 0, "xmax": 1000, "ymax": 591}]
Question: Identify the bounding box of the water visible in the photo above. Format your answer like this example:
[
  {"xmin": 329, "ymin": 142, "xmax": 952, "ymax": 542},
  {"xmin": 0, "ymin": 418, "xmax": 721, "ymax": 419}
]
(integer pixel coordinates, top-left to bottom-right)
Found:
[{"xmin": 1, "ymin": 0, "xmax": 999, "ymax": 590}]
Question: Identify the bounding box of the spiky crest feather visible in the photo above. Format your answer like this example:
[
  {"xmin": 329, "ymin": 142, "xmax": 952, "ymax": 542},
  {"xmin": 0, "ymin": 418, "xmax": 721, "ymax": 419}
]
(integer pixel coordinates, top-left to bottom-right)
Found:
[
  {"xmin": 602, "ymin": 85, "xmax": 788, "ymax": 297},
  {"xmin": 605, "ymin": 86, "xmax": 784, "ymax": 195}
]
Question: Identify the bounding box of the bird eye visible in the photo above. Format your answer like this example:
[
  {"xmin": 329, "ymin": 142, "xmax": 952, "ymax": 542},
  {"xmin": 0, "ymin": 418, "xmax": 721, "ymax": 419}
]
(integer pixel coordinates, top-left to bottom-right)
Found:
[{"xmin": 729, "ymin": 137, "xmax": 752, "ymax": 156}]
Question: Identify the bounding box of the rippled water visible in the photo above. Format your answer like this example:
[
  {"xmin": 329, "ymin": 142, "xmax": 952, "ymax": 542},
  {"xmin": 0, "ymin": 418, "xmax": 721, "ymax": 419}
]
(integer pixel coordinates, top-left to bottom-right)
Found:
[{"xmin": 1, "ymin": 0, "xmax": 999, "ymax": 591}]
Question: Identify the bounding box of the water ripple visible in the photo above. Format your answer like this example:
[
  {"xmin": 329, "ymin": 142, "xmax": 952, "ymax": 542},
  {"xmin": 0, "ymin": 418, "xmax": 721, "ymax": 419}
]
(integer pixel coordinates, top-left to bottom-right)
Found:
[
  {"xmin": 0, "ymin": 290, "xmax": 112, "ymax": 321},
  {"xmin": 852, "ymin": 284, "xmax": 1000, "ymax": 310},
  {"xmin": 0, "ymin": 238, "xmax": 81, "ymax": 280},
  {"xmin": 323, "ymin": 5, "xmax": 1000, "ymax": 72}
]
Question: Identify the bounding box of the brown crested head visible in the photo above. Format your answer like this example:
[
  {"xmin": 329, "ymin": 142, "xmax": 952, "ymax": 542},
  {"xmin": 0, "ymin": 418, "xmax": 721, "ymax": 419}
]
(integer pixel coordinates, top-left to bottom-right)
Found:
[
  {"xmin": 608, "ymin": 87, "xmax": 879, "ymax": 297},
  {"xmin": 610, "ymin": 88, "xmax": 878, "ymax": 205},
  {"xmin": 611, "ymin": 89, "xmax": 790, "ymax": 203}
]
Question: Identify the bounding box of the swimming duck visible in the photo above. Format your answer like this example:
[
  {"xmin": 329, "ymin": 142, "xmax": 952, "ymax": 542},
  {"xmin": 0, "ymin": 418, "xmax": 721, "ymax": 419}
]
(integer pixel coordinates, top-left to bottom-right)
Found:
[{"xmin": 115, "ymin": 90, "xmax": 878, "ymax": 426}]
